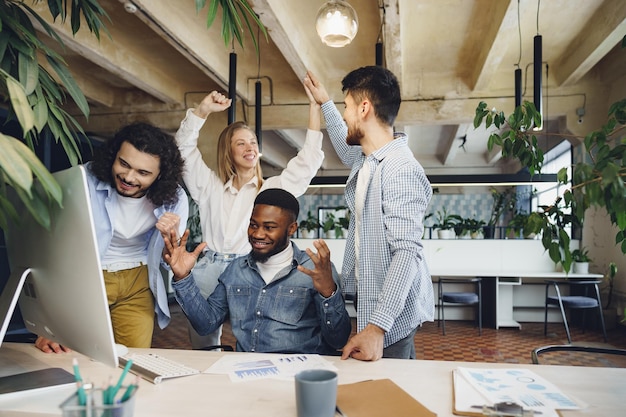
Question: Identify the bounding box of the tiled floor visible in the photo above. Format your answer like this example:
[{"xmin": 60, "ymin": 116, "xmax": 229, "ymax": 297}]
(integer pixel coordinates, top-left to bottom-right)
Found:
[{"xmin": 153, "ymin": 302, "xmax": 626, "ymax": 367}]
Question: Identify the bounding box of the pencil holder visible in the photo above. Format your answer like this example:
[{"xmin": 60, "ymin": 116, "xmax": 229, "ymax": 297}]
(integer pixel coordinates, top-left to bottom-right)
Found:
[{"xmin": 60, "ymin": 386, "xmax": 137, "ymax": 417}]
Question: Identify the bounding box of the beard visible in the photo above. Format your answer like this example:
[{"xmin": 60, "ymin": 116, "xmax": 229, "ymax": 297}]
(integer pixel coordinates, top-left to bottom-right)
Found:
[
  {"xmin": 250, "ymin": 232, "xmax": 290, "ymax": 263},
  {"xmin": 346, "ymin": 123, "xmax": 364, "ymax": 146}
]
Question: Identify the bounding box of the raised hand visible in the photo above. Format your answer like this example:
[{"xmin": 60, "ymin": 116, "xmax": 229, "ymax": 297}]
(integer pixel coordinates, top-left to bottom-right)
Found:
[
  {"xmin": 193, "ymin": 91, "xmax": 232, "ymax": 118},
  {"xmin": 297, "ymin": 239, "xmax": 336, "ymax": 298},
  {"xmin": 303, "ymin": 71, "xmax": 330, "ymax": 105},
  {"xmin": 162, "ymin": 229, "xmax": 207, "ymax": 281},
  {"xmin": 156, "ymin": 212, "xmax": 180, "ymax": 242}
]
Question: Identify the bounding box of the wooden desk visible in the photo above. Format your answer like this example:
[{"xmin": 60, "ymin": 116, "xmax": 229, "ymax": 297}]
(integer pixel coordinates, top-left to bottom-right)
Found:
[{"xmin": 1, "ymin": 343, "xmax": 624, "ymax": 417}]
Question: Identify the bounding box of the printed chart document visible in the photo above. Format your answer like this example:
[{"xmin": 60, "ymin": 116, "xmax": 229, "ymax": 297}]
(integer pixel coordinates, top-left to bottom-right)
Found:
[
  {"xmin": 453, "ymin": 367, "xmax": 581, "ymax": 417},
  {"xmin": 204, "ymin": 353, "xmax": 337, "ymax": 382}
]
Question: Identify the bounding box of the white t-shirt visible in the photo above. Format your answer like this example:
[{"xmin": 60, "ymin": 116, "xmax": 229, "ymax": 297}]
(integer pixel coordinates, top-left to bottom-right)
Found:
[{"xmin": 101, "ymin": 192, "xmax": 157, "ymax": 271}]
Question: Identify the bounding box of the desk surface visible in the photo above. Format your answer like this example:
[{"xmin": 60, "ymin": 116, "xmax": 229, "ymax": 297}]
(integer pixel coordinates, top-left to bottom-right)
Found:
[{"xmin": 1, "ymin": 343, "xmax": 623, "ymax": 417}]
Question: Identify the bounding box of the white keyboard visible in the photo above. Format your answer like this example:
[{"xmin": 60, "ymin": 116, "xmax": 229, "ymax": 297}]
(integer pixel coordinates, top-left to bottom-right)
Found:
[{"xmin": 119, "ymin": 353, "xmax": 200, "ymax": 384}]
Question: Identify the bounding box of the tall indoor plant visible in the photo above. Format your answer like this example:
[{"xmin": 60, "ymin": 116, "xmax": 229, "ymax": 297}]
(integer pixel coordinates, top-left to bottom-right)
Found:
[{"xmin": 474, "ymin": 98, "xmax": 626, "ymax": 272}]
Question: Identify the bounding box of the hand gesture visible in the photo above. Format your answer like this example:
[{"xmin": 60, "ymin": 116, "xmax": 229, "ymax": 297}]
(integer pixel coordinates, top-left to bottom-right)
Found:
[
  {"xmin": 193, "ymin": 91, "xmax": 232, "ymax": 118},
  {"xmin": 341, "ymin": 324, "xmax": 385, "ymax": 361},
  {"xmin": 303, "ymin": 71, "xmax": 330, "ymax": 105},
  {"xmin": 156, "ymin": 212, "xmax": 180, "ymax": 242},
  {"xmin": 162, "ymin": 229, "xmax": 207, "ymax": 281},
  {"xmin": 297, "ymin": 239, "xmax": 336, "ymax": 298}
]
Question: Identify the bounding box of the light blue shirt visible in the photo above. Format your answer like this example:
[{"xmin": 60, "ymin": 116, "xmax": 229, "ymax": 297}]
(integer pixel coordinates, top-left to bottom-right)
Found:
[
  {"xmin": 173, "ymin": 242, "xmax": 351, "ymax": 354},
  {"xmin": 321, "ymin": 101, "xmax": 434, "ymax": 347},
  {"xmin": 85, "ymin": 162, "xmax": 189, "ymax": 329}
]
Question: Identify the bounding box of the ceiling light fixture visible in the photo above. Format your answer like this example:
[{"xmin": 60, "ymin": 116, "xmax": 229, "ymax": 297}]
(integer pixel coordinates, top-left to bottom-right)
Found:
[
  {"xmin": 514, "ymin": 0, "xmax": 522, "ymax": 108},
  {"xmin": 375, "ymin": 0, "xmax": 385, "ymax": 66},
  {"xmin": 533, "ymin": 0, "xmax": 543, "ymax": 131},
  {"xmin": 315, "ymin": 0, "xmax": 359, "ymax": 48}
]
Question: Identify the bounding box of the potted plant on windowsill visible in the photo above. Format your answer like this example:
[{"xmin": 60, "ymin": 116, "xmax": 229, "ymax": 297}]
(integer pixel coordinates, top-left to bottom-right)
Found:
[
  {"xmin": 298, "ymin": 210, "xmax": 320, "ymax": 239},
  {"xmin": 454, "ymin": 217, "xmax": 486, "ymax": 239},
  {"xmin": 466, "ymin": 218, "xmax": 486, "ymax": 239},
  {"xmin": 572, "ymin": 248, "xmax": 591, "ymax": 274},
  {"xmin": 336, "ymin": 215, "xmax": 350, "ymax": 239},
  {"xmin": 483, "ymin": 187, "xmax": 516, "ymax": 239},
  {"xmin": 432, "ymin": 208, "xmax": 461, "ymax": 239},
  {"xmin": 322, "ymin": 212, "xmax": 337, "ymax": 239},
  {"xmin": 507, "ymin": 211, "xmax": 543, "ymax": 239}
]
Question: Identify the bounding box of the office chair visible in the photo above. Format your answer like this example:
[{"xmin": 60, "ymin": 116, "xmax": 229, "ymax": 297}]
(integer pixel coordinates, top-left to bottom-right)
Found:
[
  {"xmin": 437, "ymin": 278, "xmax": 482, "ymax": 335},
  {"xmin": 543, "ymin": 279, "xmax": 607, "ymax": 344},
  {"xmin": 531, "ymin": 344, "xmax": 626, "ymax": 366}
]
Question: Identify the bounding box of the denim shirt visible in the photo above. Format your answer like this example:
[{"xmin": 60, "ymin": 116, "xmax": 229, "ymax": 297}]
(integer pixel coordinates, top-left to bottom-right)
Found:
[
  {"xmin": 85, "ymin": 163, "xmax": 189, "ymax": 329},
  {"xmin": 173, "ymin": 242, "xmax": 351, "ymax": 355}
]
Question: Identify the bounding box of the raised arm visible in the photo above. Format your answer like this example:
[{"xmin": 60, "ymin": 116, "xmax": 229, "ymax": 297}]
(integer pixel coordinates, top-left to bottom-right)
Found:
[{"xmin": 174, "ymin": 92, "xmax": 231, "ymax": 203}]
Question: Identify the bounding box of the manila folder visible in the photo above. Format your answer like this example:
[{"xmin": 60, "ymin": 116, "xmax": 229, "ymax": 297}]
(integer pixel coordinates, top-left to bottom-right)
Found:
[{"xmin": 337, "ymin": 378, "xmax": 436, "ymax": 416}]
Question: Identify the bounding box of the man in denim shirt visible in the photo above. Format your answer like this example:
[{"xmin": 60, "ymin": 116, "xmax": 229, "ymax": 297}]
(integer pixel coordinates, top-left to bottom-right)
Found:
[{"xmin": 166, "ymin": 189, "xmax": 351, "ymax": 354}]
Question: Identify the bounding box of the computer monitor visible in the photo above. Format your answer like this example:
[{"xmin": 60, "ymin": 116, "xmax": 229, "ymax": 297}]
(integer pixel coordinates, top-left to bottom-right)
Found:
[{"xmin": 1, "ymin": 165, "xmax": 118, "ymax": 368}]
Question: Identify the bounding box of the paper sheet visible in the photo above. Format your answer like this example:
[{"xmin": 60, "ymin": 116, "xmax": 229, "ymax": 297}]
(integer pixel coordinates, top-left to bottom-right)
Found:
[
  {"xmin": 453, "ymin": 367, "xmax": 580, "ymax": 417},
  {"xmin": 204, "ymin": 353, "xmax": 337, "ymax": 382}
]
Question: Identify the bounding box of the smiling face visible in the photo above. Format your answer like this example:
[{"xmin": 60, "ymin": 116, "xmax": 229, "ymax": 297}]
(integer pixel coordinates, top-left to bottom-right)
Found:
[
  {"xmin": 111, "ymin": 141, "xmax": 161, "ymax": 198},
  {"xmin": 248, "ymin": 204, "xmax": 297, "ymax": 263},
  {"xmin": 343, "ymin": 93, "xmax": 365, "ymax": 146},
  {"xmin": 230, "ymin": 127, "xmax": 259, "ymax": 171}
]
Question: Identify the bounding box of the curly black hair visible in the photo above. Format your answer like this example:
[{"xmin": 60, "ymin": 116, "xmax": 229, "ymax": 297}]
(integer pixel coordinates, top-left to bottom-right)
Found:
[{"xmin": 89, "ymin": 122, "xmax": 184, "ymax": 207}]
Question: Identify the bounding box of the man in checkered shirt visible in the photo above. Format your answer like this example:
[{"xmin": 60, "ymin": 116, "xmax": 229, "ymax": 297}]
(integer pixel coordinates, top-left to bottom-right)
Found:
[{"xmin": 304, "ymin": 67, "xmax": 434, "ymax": 360}]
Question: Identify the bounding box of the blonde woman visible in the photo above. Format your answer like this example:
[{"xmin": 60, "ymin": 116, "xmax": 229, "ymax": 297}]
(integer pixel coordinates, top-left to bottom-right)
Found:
[{"xmin": 174, "ymin": 83, "xmax": 324, "ymax": 349}]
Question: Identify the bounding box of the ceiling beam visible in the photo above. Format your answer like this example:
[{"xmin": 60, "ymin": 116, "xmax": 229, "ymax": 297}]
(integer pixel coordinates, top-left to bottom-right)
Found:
[
  {"xmin": 469, "ymin": 0, "xmax": 517, "ymax": 91},
  {"xmin": 37, "ymin": 48, "xmax": 117, "ymax": 108},
  {"xmin": 30, "ymin": 2, "xmax": 191, "ymax": 104},
  {"xmin": 441, "ymin": 125, "xmax": 465, "ymax": 165},
  {"xmin": 131, "ymin": 0, "xmax": 230, "ymax": 92},
  {"xmin": 552, "ymin": 0, "xmax": 626, "ymax": 86}
]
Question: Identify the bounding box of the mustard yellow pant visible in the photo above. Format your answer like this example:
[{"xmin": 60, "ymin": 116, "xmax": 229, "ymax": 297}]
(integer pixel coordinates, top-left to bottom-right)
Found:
[{"xmin": 104, "ymin": 265, "xmax": 154, "ymax": 348}]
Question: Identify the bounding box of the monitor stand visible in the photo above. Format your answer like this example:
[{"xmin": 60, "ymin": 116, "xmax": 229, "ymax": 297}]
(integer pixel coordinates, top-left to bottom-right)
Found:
[
  {"xmin": 0, "ymin": 268, "xmax": 75, "ymax": 396},
  {"xmin": 0, "ymin": 267, "xmax": 30, "ymax": 346}
]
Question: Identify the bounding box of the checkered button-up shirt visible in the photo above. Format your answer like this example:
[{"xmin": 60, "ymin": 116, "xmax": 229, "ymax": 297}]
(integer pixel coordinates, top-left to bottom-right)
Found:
[{"xmin": 321, "ymin": 102, "xmax": 434, "ymax": 347}]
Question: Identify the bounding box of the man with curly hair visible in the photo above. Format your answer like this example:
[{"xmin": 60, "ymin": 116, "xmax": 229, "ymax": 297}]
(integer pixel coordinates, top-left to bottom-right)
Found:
[{"xmin": 35, "ymin": 122, "xmax": 188, "ymax": 351}]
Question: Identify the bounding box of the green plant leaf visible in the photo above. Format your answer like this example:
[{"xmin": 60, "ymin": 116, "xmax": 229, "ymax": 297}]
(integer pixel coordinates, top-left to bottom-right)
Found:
[
  {"xmin": 0, "ymin": 192, "xmax": 20, "ymax": 230},
  {"xmin": 0, "ymin": 133, "xmax": 33, "ymax": 195},
  {"xmin": 9, "ymin": 137, "xmax": 63, "ymax": 205},
  {"xmin": 46, "ymin": 55, "xmax": 90, "ymax": 118},
  {"xmin": 17, "ymin": 51, "xmax": 39, "ymax": 95},
  {"xmin": 33, "ymin": 96, "xmax": 49, "ymax": 132},
  {"xmin": 4, "ymin": 73, "xmax": 35, "ymax": 134}
]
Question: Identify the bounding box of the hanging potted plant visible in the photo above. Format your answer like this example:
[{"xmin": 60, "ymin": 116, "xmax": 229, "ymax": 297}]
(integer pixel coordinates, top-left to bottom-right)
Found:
[{"xmin": 298, "ymin": 210, "xmax": 320, "ymax": 239}]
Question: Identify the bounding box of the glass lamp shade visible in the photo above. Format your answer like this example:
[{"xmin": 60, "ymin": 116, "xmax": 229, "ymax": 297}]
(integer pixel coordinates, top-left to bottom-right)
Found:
[{"xmin": 315, "ymin": 0, "xmax": 359, "ymax": 48}]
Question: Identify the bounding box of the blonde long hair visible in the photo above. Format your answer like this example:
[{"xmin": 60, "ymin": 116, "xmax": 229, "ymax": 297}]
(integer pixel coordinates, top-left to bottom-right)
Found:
[{"xmin": 216, "ymin": 121, "xmax": 264, "ymax": 190}]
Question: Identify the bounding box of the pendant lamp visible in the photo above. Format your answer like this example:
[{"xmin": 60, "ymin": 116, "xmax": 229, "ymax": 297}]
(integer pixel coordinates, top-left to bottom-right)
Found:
[{"xmin": 315, "ymin": 1, "xmax": 358, "ymax": 48}]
